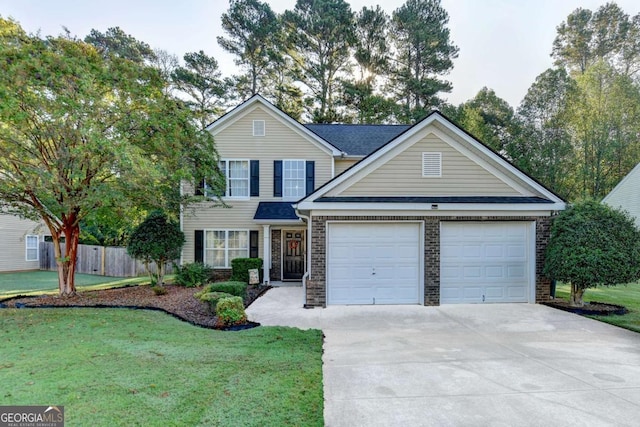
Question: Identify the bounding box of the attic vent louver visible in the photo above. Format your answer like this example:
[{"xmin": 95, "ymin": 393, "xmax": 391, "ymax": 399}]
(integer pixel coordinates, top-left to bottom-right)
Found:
[
  {"xmin": 422, "ymin": 152, "xmax": 442, "ymax": 177},
  {"xmin": 253, "ymin": 120, "xmax": 265, "ymax": 137}
]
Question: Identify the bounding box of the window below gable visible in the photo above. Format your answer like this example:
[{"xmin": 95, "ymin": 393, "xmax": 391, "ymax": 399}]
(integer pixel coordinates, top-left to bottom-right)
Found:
[
  {"xmin": 422, "ymin": 152, "xmax": 442, "ymax": 178},
  {"xmin": 253, "ymin": 120, "xmax": 265, "ymax": 137}
]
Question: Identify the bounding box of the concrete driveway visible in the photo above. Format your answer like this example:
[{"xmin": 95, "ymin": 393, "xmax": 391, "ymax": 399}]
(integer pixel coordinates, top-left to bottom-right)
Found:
[{"xmin": 247, "ymin": 287, "xmax": 640, "ymax": 427}]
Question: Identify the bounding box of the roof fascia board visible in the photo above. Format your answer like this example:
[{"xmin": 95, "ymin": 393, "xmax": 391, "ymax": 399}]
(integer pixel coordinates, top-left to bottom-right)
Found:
[
  {"xmin": 206, "ymin": 95, "xmax": 341, "ymax": 156},
  {"xmin": 296, "ymin": 201, "xmax": 566, "ymax": 212}
]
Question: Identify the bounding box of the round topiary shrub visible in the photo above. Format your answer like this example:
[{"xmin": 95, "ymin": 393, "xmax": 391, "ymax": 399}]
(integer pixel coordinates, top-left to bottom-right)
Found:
[{"xmin": 215, "ymin": 296, "xmax": 247, "ymax": 327}]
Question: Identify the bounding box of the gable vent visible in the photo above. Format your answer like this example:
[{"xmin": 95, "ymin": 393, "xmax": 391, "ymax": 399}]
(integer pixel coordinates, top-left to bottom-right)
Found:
[
  {"xmin": 422, "ymin": 152, "xmax": 442, "ymax": 177},
  {"xmin": 253, "ymin": 120, "xmax": 265, "ymax": 137}
]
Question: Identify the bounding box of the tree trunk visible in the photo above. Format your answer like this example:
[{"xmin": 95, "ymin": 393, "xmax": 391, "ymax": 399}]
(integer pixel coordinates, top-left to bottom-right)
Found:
[
  {"xmin": 569, "ymin": 283, "xmax": 585, "ymax": 307},
  {"xmin": 51, "ymin": 220, "xmax": 80, "ymax": 297}
]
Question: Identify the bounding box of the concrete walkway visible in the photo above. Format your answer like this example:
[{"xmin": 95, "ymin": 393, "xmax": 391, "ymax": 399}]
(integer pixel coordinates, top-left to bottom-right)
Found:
[{"xmin": 247, "ymin": 287, "xmax": 640, "ymax": 427}]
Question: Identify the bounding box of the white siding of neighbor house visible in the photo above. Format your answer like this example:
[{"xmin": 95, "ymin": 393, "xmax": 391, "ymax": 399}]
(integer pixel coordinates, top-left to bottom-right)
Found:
[
  {"xmin": 334, "ymin": 159, "xmax": 360, "ymax": 176},
  {"xmin": 332, "ymin": 133, "xmax": 521, "ymax": 197},
  {"xmin": 182, "ymin": 105, "xmax": 333, "ymax": 264},
  {"xmin": 0, "ymin": 214, "xmax": 47, "ymax": 272},
  {"xmin": 603, "ymin": 163, "xmax": 640, "ymax": 227}
]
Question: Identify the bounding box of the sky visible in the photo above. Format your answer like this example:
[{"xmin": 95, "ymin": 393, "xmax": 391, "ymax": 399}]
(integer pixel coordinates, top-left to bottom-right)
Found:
[{"xmin": 1, "ymin": 0, "xmax": 639, "ymax": 108}]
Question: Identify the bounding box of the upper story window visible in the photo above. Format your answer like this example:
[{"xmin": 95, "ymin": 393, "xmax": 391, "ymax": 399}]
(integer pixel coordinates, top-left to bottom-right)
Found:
[
  {"xmin": 283, "ymin": 160, "xmax": 306, "ymax": 199},
  {"xmin": 220, "ymin": 160, "xmax": 250, "ymax": 198},
  {"xmin": 422, "ymin": 152, "xmax": 442, "ymax": 178},
  {"xmin": 26, "ymin": 235, "xmax": 38, "ymax": 261},
  {"xmin": 253, "ymin": 120, "xmax": 265, "ymax": 137}
]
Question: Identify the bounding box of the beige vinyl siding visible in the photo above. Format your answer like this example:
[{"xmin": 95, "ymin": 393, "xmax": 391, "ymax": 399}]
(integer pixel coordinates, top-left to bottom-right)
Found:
[
  {"xmin": 182, "ymin": 200, "xmax": 265, "ymax": 265},
  {"xmin": 0, "ymin": 214, "xmax": 46, "ymax": 272},
  {"xmin": 212, "ymin": 106, "xmax": 333, "ymax": 199},
  {"xmin": 603, "ymin": 163, "xmax": 640, "ymax": 227},
  {"xmin": 183, "ymin": 104, "xmax": 328, "ymax": 265},
  {"xmin": 334, "ymin": 159, "xmax": 360, "ymax": 175},
  {"xmin": 336, "ymin": 133, "xmax": 520, "ymax": 197}
]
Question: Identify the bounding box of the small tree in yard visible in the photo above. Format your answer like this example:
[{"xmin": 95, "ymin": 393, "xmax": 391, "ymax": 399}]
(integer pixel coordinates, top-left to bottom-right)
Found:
[
  {"xmin": 544, "ymin": 200, "xmax": 640, "ymax": 307},
  {"xmin": 127, "ymin": 211, "xmax": 185, "ymax": 286}
]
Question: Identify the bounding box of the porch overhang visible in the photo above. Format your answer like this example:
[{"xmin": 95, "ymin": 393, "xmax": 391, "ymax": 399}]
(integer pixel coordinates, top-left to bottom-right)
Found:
[{"xmin": 253, "ymin": 202, "xmax": 303, "ymax": 224}]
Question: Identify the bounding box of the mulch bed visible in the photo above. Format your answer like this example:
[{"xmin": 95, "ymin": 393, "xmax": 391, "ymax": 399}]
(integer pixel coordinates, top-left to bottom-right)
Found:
[
  {"xmin": 543, "ymin": 299, "xmax": 628, "ymax": 316},
  {"xmin": 0, "ymin": 284, "xmax": 270, "ymax": 330}
]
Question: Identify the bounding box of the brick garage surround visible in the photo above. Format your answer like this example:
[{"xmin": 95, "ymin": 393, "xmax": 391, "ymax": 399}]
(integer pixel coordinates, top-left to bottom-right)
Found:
[{"xmin": 305, "ymin": 215, "xmax": 555, "ymax": 307}]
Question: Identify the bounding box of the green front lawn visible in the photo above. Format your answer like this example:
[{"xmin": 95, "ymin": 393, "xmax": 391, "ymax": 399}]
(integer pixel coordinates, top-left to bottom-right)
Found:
[
  {"xmin": 0, "ymin": 271, "xmax": 157, "ymax": 300},
  {"xmin": 0, "ymin": 308, "xmax": 323, "ymax": 426},
  {"xmin": 555, "ymin": 281, "xmax": 640, "ymax": 333}
]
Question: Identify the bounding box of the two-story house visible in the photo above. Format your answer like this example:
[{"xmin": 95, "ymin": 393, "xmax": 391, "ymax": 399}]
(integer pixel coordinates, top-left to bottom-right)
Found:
[{"xmin": 182, "ymin": 95, "xmax": 565, "ymax": 307}]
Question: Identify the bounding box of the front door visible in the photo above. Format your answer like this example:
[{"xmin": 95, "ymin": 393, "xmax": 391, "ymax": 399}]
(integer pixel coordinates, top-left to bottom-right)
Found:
[{"xmin": 283, "ymin": 231, "xmax": 304, "ymax": 280}]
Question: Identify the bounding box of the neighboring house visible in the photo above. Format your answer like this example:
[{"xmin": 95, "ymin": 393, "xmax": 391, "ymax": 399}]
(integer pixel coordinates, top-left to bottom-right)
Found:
[
  {"xmin": 602, "ymin": 163, "xmax": 640, "ymax": 228},
  {"xmin": 0, "ymin": 213, "xmax": 48, "ymax": 272},
  {"xmin": 182, "ymin": 95, "xmax": 566, "ymax": 307}
]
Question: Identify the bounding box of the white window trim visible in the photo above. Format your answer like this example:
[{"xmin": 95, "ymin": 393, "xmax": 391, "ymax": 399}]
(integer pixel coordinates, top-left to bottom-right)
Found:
[
  {"xmin": 26, "ymin": 235, "xmax": 39, "ymax": 262},
  {"xmin": 282, "ymin": 159, "xmax": 306, "ymax": 201},
  {"xmin": 217, "ymin": 159, "xmax": 250, "ymax": 199},
  {"xmin": 253, "ymin": 120, "xmax": 266, "ymax": 137},
  {"xmin": 204, "ymin": 229, "xmax": 250, "ymax": 269},
  {"xmin": 422, "ymin": 152, "xmax": 442, "ymax": 178}
]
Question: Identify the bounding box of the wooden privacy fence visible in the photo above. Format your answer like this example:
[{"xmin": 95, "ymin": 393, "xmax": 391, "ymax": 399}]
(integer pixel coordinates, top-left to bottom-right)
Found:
[{"xmin": 39, "ymin": 242, "xmax": 175, "ymax": 277}]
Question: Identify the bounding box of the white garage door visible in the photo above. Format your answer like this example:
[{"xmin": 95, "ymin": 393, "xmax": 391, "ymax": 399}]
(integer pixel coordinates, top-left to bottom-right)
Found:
[
  {"xmin": 327, "ymin": 223, "xmax": 421, "ymax": 305},
  {"xmin": 441, "ymin": 222, "xmax": 533, "ymax": 304}
]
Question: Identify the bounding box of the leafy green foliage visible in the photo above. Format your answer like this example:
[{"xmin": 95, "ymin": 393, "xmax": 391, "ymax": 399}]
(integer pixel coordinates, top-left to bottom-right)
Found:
[
  {"xmin": 0, "ymin": 18, "xmax": 221, "ymax": 296},
  {"xmin": 283, "ymin": 0, "xmax": 356, "ymax": 122},
  {"xmin": 230, "ymin": 258, "xmax": 263, "ymax": 283},
  {"xmin": 174, "ymin": 262, "xmax": 212, "ymax": 288},
  {"xmin": 172, "ymin": 50, "xmax": 230, "ymax": 129},
  {"xmin": 198, "ymin": 291, "xmax": 234, "ymax": 312},
  {"xmin": 217, "ymin": 0, "xmax": 281, "ymax": 97},
  {"xmin": 84, "ymin": 26, "xmax": 155, "ymax": 63},
  {"xmin": 208, "ymin": 281, "xmax": 248, "ymax": 299},
  {"xmin": 390, "ymin": 0, "xmax": 459, "ymax": 122},
  {"xmin": 127, "ymin": 211, "xmax": 185, "ymax": 286},
  {"xmin": 151, "ymin": 285, "xmax": 168, "ymax": 295},
  {"xmin": 544, "ymin": 200, "xmax": 640, "ymax": 306},
  {"xmin": 215, "ymin": 296, "xmax": 248, "ymax": 327}
]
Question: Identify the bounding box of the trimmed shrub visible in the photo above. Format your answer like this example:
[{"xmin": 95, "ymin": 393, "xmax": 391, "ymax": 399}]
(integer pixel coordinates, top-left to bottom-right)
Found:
[
  {"xmin": 198, "ymin": 291, "xmax": 234, "ymax": 313},
  {"xmin": 544, "ymin": 200, "xmax": 640, "ymax": 307},
  {"xmin": 215, "ymin": 296, "xmax": 247, "ymax": 327},
  {"xmin": 230, "ymin": 258, "xmax": 263, "ymax": 283},
  {"xmin": 151, "ymin": 285, "xmax": 167, "ymax": 296},
  {"xmin": 175, "ymin": 262, "xmax": 212, "ymax": 287},
  {"xmin": 209, "ymin": 281, "xmax": 247, "ymax": 299}
]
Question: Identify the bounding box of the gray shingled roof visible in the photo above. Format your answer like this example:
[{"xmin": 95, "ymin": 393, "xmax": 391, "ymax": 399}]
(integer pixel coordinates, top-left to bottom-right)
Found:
[
  {"xmin": 253, "ymin": 202, "xmax": 300, "ymax": 220},
  {"xmin": 304, "ymin": 124, "xmax": 411, "ymax": 156}
]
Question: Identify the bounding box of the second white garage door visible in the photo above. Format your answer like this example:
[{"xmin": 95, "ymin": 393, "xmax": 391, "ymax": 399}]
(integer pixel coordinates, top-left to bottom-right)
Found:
[
  {"xmin": 327, "ymin": 222, "xmax": 421, "ymax": 305},
  {"xmin": 440, "ymin": 222, "xmax": 533, "ymax": 304}
]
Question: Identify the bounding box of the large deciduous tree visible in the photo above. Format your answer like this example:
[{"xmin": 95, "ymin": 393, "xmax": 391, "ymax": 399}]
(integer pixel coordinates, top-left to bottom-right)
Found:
[
  {"xmin": 0, "ymin": 18, "xmax": 222, "ymax": 296},
  {"xmin": 390, "ymin": 0, "xmax": 458, "ymax": 122},
  {"xmin": 544, "ymin": 200, "xmax": 640, "ymax": 307},
  {"xmin": 514, "ymin": 68, "xmax": 576, "ymax": 198},
  {"xmin": 284, "ymin": 0, "xmax": 356, "ymax": 123}
]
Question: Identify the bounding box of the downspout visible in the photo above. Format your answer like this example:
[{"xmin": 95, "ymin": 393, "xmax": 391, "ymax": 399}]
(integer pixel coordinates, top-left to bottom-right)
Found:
[{"xmin": 296, "ymin": 209, "xmax": 312, "ymax": 308}]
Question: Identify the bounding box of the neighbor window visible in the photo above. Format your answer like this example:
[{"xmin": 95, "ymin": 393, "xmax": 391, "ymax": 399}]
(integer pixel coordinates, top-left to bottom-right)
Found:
[
  {"xmin": 422, "ymin": 152, "xmax": 442, "ymax": 177},
  {"xmin": 283, "ymin": 160, "xmax": 306, "ymax": 199},
  {"xmin": 219, "ymin": 160, "xmax": 249, "ymax": 198},
  {"xmin": 205, "ymin": 230, "xmax": 249, "ymax": 268},
  {"xmin": 26, "ymin": 235, "xmax": 38, "ymax": 261}
]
